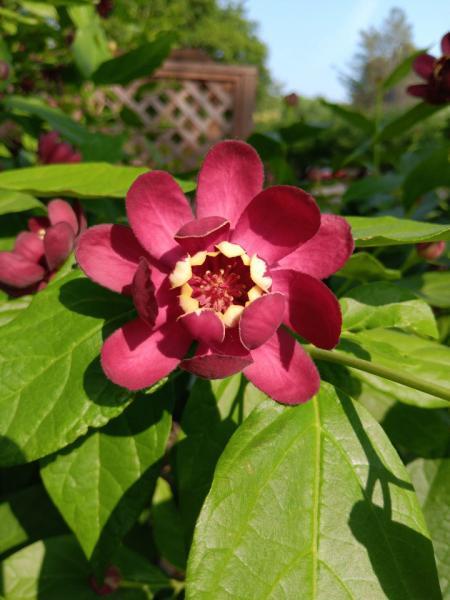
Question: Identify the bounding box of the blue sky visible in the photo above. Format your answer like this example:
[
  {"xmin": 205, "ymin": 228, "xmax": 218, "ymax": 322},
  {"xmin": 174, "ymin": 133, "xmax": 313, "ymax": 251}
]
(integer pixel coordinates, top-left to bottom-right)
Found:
[{"xmin": 244, "ymin": 0, "xmax": 450, "ymax": 101}]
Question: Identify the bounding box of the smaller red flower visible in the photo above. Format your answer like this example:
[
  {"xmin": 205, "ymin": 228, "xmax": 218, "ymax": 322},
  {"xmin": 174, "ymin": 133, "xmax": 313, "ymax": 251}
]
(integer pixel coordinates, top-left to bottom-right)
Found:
[
  {"xmin": 76, "ymin": 141, "xmax": 354, "ymax": 405},
  {"xmin": 416, "ymin": 241, "xmax": 446, "ymax": 260},
  {"xmin": 96, "ymin": 0, "xmax": 114, "ymax": 18},
  {"xmin": 283, "ymin": 92, "xmax": 299, "ymax": 107},
  {"xmin": 0, "ymin": 199, "xmax": 86, "ymax": 295},
  {"xmin": 407, "ymin": 32, "xmax": 450, "ymax": 104},
  {"xmin": 89, "ymin": 565, "xmax": 121, "ymax": 596},
  {"xmin": 38, "ymin": 131, "xmax": 82, "ymax": 164}
]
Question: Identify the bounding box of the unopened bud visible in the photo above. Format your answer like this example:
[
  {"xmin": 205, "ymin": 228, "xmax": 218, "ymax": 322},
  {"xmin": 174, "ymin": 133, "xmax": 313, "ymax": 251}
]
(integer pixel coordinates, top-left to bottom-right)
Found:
[{"xmin": 416, "ymin": 241, "xmax": 446, "ymax": 261}]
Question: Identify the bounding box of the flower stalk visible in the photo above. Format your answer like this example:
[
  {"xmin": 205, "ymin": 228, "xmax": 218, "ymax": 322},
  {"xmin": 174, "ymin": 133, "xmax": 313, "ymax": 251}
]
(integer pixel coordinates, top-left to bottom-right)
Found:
[{"xmin": 304, "ymin": 345, "xmax": 450, "ymax": 402}]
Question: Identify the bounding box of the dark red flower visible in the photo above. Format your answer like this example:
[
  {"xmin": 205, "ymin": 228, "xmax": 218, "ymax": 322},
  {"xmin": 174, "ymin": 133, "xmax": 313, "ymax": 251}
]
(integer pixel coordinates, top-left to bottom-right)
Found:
[
  {"xmin": 76, "ymin": 141, "xmax": 353, "ymax": 405},
  {"xmin": 407, "ymin": 32, "xmax": 450, "ymax": 104},
  {"xmin": 283, "ymin": 92, "xmax": 299, "ymax": 107},
  {"xmin": 38, "ymin": 131, "xmax": 82, "ymax": 164},
  {"xmin": 89, "ymin": 565, "xmax": 121, "ymax": 596},
  {"xmin": 0, "ymin": 199, "xmax": 85, "ymax": 295},
  {"xmin": 96, "ymin": 0, "xmax": 114, "ymax": 18},
  {"xmin": 416, "ymin": 241, "xmax": 446, "ymax": 260}
]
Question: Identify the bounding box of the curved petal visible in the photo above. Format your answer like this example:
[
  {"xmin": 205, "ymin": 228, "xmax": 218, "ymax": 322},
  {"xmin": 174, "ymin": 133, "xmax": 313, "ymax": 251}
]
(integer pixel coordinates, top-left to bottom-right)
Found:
[
  {"xmin": 179, "ymin": 309, "xmax": 225, "ymax": 346},
  {"xmin": 48, "ymin": 199, "xmax": 79, "ymax": 234},
  {"xmin": 74, "ymin": 201, "xmax": 87, "ymax": 234},
  {"xmin": 174, "ymin": 216, "xmax": 230, "ymax": 254},
  {"xmin": 14, "ymin": 231, "xmax": 45, "ymax": 263},
  {"xmin": 126, "ymin": 171, "xmax": 193, "ymax": 266},
  {"xmin": 0, "ymin": 252, "xmax": 45, "ymax": 288},
  {"xmin": 231, "ymin": 186, "xmax": 320, "ymax": 264},
  {"xmin": 407, "ymin": 84, "xmax": 430, "ymax": 99},
  {"xmin": 181, "ymin": 347, "xmax": 252, "ymax": 379},
  {"xmin": 75, "ymin": 224, "xmax": 146, "ymax": 295},
  {"xmin": 277, "ymin": 214, "xmax": 354, "ymax": 278},
  {"xmin": 101, "ymin": 319, "xmax": 192, "ymax": 390},
  {"xmin": 442, "ymin": 32, "xmax": 450, "ymax": 56},
  {"xmin": 44, "ymin": 222, "xmax": 75, "ymax": 271},
  {"xmin": 412, "ymin": 54, "xmax": 436, "ymax": 80},
  {"xmin": 132, "ymin": 258, "xmax": 158, "ymax": 328},
  {"xmin": 239, "ymin": 292, "xmax": 285, "ymax": 350},
  {"xmin": 243, "ymin": 328, "xmax": 320, "ymax": 405},
  {"xmin": 272, "ymin": 269, "xmax": 342, "ymax": 350},
  {"xmin": 196, "ymin": 140, "xmax": 264, "ymax": 227}
]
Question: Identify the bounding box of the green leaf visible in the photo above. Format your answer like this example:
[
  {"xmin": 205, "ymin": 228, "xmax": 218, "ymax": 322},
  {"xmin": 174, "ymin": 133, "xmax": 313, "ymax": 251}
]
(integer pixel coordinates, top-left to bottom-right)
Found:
[
  {"xmin": 152, "ymin": 477, "xmax": 186, "ymax": 571},
  {"xmin": 0, "ymin": 163, "xmax": 195, "ymax": 198},
  {"xmin": 340, "ymin": 282, "xmax": 438, "ymax": 338},
  {"xmin": 343, "ymin": 173, "xmax": 401, "ymax": 203},
  {"xmin": 340, "ymin": 329, "xmax": 450, "ymax": 408},
  {"xmin": 1, "ymin": 535, "xmax": 170, "ymax": 599},
  {"xmin": 378, "ymin": 102, "xmax": 446, "ymax": 141},
  {"xmin": 0, "ymin": 484, "xmax": 67, "ymax": 556},
  {"xmin": 176, "ymin": 375, "xmax": 259, "ymax": 541},
  {"xmin": 41, "ymin": 389, "xmax": 172, "ymax": 569},
  {"xmin": 278, "ymin": 121, "xmax": 325, "ymax": 144},
  {"xmin": 399, "ymin": 271, "xmax": 450, "ymax": 308},
  {"xmin": 409, "ymin": 458, "xmax": 450, "ymax": 597},
  {"xmin": 321, "ymin": 100, "xmax": 375, "ymax": 134},
  {"xmin": 92, "ymin": 33, "xmax": 175, "ymax": 85},
  {"xmin": 68, "ymin": 6, "xmax": 111, "ymax": 78},
  {"xmin": 403, "ymin": 145, "xmax": 450, "ymax": 208},
  {"xmin": 187, "ymin": 383, "xmax": 440, "ymax": 599},
  {"xmin": 382, "ymin": 49, "xmax": 428, "ymax": 92},
  {"xmin": 336, "ymin": 252, "xmax": 400, "ymax": 281},
  {"xmin": 0, "ymin": 296, "xmax": 32, "ymax": 327},
  {"xmin": 4, "ymin": 97, "xmax": 124, "ymax": 162},
  {"xmin": 347, "ymin": 215, "xmax": 450, "ymax": 247},
  {"xmin": 0, "ymin": 271, "xmax": 134, "ymax": 466},
  {"xmin": 0, "ymin": 190, "xmax": 44, "ymax": 216}
]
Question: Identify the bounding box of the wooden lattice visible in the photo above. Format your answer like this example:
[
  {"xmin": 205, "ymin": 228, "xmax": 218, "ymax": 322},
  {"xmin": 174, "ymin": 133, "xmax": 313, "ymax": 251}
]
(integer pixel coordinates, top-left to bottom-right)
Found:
[{"xmin": 110, "ymin": 51, "xmax": 258, "ymax": 170}]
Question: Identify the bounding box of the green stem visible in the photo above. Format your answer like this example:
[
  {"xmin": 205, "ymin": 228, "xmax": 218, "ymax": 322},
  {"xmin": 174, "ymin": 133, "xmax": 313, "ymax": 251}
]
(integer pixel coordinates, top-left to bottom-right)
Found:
[{"xmin": 305, "ymin": 345, "xmax": 450, "ymax": 402}]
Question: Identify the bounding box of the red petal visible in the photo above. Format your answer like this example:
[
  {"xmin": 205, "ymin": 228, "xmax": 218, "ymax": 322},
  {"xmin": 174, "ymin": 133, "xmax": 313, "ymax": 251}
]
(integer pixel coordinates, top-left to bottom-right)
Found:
[
  {"xmin": 231, "ymin": 186, "xmax": 320, "ymax": 264},
  {"xmin": 14, "ymin": 232, "xmax": 45, "ymax": 263},
  {"xmin": 181, "ymin": 349, "xmax": 252, "ymax": 379},
  {"xmin": 126, "ymin": 171, "xmax": 193, "ymax": 266},
  {"xmin": 272, "ymin": 269, "xmax": 342, "ymax": 350},
  {"xmin": 441, "ymin": 32, "xmax": 450, "ymax": 56},
  {"xmin": 47, "ymin": 142, "xmax": 80, "ymax": 164},
  {"xmin": 38, "ymin": 132, "xmax": 59, "ymax": 163},
  {"xmin": 243, "ymin": 328, "xmax": 320, "ymax": 405},
  {"xmin": 196, "ymin": 140, "xmax": 264, "ymax": 227},
  {"xmin": 75, "ymin": 224, "xmax": 146, "ymax": 295},
  {"xmin": 407, "ymin": 84, "xmax": 430, "ymax": 99},
  {"xmin": 174, "ymin": 216, "xmax": 230, "ymax": 254},
  {"xmin": 44, "ymin": 222, "xmax": 75, "ymax": 271},
  {"xmin": 48, "ymin": 199, "xmax": 79, "ymax": 234},
  {"xmin": 0, "ymin": 252, "xmax": 45, "ymax": 288},
  {"xmin": 239, "ymin": 292, "xmax": 285, "ymax": 350},
  {"xmin": 101, "ymin": 319, "xmax": 191, "ymax": 390},
  {"xmin": 412, "ymin": 54, "xmax": 436, "ymax": 80},
  {"xmin": 277, "ymin": 214, "xmax": 354, "ymax": 278},
  {"xmin": 179, "ymin": 309, "xmax": 225, "ymax": 346},
  {"xmin": 132, "ymin": 258, "xmax": 158, "ymax": 328}
]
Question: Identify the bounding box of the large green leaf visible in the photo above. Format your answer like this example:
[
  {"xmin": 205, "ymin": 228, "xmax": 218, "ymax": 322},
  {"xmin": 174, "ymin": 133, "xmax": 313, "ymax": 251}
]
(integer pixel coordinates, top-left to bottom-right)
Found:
[
  {"xmin": 92, "ymin": 33, "xmax": 175, "ymax": 85},
  {"xmin": 41, "ymin": 390, "xmax": 172, "ymax": 569},
  {"xmin": 0, "ymin": 190, "xmax": 44, "ymax": 216},
  {"xmin": 339, "ymin": 329, "xmax": 450, "ymax": 408},
  {"xmin": 336, "ymin": 251, "xmax": 400, "ymax": 281},
  {"xmin": 0, "ymin": 296, "xmax": 32, "ymax": 327},
  {"xmin": 409, "ymin": 458, "xmax": 450, "ymax": 597},
  {"xmin": 399, "ymin": 271, "xmax": 450, "ymax": 308},
  {"xmin": 402, "ymin": 145, "xmax": 450, "ymax": 208},
  {"xmin": 0, "ymin": 163, "xmax": 195, "ymax": 198},
  {"xmin": 176, "ymin": 376, "xmax": 259, "ymax": 541},
  {"xmin": 320, "ymin": 100, "xmax": 374, "ymax": 134},
  {"xmin": 187, "ymin": 383, "xmax": 440, "ymax": 599},
  {"xmin": 1, "ymin": 535, "xmax": 170, "ymax": 599},
  {"xmin": 152, "ymin": 477, "xmax": 186, "ymax": 571},
  {"xmin": 346, "ymin": 215, "xmax": 450, "ymax": 247},
  {"xmin": 0, "ymin": 271, "xmax": 135, "ymax": 466},
  {"xmin": 340, "ymin": 281, "xmax": 438, "ymax": 338},
  {"xmin": 68, "ymin": 6, "xmax": 111, "ymax": 78},
  {"xmin": 0, "ymin": 485, "xmax": 67, "ymax": 556}
]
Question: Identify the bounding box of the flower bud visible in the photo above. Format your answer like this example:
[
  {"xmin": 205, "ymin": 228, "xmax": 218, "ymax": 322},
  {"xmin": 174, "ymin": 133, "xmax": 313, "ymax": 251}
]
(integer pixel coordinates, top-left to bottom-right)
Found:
[{"xmin": 416, "ymin": 241, "xmax": 446, "ymax": 260}]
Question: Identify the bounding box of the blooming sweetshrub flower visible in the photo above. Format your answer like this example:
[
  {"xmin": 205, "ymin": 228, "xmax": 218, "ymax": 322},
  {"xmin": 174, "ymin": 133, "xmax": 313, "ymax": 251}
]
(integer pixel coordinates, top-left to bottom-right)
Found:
[
  {"xmin": 0, "ymin": 199, "xmax": 86, "ymax": 295},
  {"xmin": 76, "ymin": 141, "xmax": 353, "ymax": 404},
  {"xmin": 407, "ymin": 32, "xmax": 450, "ymax": 104},
  {"xmin": 38, "ymin": 131, "xmax": 82, "ymax": 164}
]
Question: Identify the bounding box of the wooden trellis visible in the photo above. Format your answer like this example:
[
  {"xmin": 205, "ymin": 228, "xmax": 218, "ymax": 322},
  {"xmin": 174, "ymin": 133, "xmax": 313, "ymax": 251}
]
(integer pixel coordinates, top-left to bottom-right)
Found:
[{"xmin": 110, "ymin": 50, "xmax": 258, "ymax": 169}]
